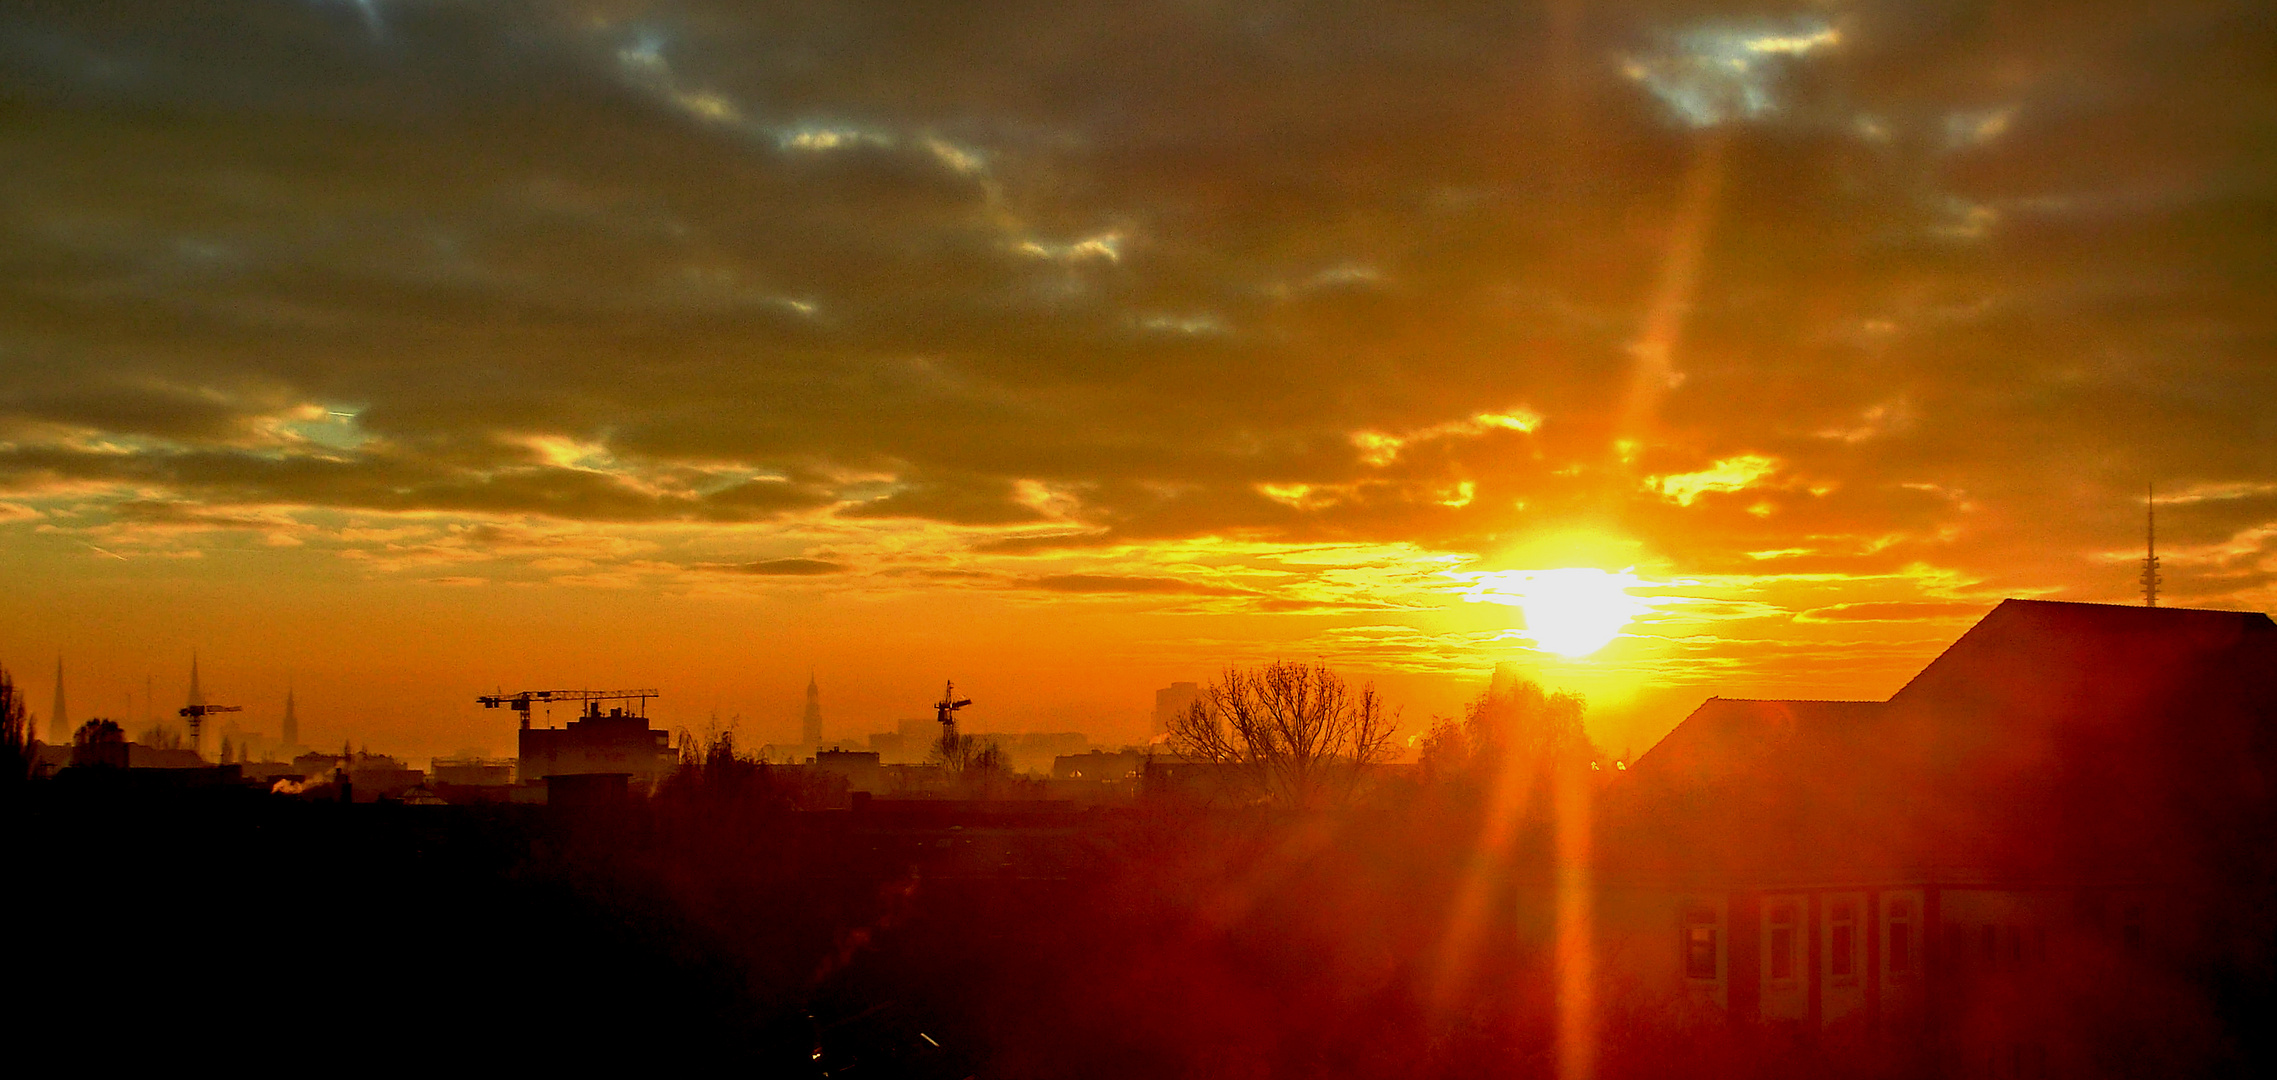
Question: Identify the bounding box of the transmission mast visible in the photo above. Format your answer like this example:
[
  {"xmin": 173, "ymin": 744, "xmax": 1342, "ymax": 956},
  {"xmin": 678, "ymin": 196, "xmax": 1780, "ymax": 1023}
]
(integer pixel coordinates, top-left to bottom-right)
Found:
[{"xmin": 2141, "ymin": 482, "xmax": 2161, "ymax": 608}]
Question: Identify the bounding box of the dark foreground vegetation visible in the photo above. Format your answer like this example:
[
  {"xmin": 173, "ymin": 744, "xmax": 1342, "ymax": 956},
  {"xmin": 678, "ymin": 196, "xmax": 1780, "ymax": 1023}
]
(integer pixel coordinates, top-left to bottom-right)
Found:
[
  {"xmin": 0, "ymin": 764, "xmax": 1742, "ymax": 1076},
  {"xmin": 6, "ymin": 651, "xmax": 2275, "ymax": 1078},
  {"xmin": 13, "ymin": 762, "xmax": 2268, "ymax": 1078}
]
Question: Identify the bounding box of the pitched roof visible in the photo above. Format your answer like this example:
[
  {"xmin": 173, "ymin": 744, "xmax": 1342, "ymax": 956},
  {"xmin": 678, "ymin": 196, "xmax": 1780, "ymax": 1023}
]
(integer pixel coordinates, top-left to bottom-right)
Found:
[
  {"xmin": 1627, "ymin": 698, "xmax": 1881, "ymax": 786},
  {"xmin": 1889, "ymin": 598, "xmax": 2277, "ymax": 715},
  {"xmin": 1604, "ymin": 599, "xmax": 2277, "ymax": 883}
]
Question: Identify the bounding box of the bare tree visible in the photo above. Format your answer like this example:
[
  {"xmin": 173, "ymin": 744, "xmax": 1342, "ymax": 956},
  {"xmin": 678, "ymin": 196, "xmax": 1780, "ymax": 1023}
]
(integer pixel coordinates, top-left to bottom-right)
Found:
[
  {"xmin": 1167, "ymin": 660, "xmax": 1398, "ymax": 809},
  {"xmin": 932, "ymin": 729, "xmax": 1014, "ymax": 797}
]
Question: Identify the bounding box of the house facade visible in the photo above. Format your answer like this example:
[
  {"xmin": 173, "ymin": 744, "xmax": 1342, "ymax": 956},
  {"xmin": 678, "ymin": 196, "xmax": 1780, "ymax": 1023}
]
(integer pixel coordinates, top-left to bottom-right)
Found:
[{"xmin": 1595, "ymin": 600, "xmax": 2277, "ymax": 1076}]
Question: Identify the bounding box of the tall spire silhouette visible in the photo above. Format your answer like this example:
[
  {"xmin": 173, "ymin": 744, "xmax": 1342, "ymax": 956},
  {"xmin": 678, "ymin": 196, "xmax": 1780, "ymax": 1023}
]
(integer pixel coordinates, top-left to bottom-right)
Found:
[
  {"xmin": 282, "ymin": 686, "xmax": 299, "ymax": 751},
  {"xmin": 802, "ymin": 671, "xmax": 824, "ymax": 747},
  {"xmin": 49, "ymin": 655, "xmax": 67, "ymax": 745},
  {"xmin": 2141, "ymin": 483, "xmax": 2161, "ymax": 608}
]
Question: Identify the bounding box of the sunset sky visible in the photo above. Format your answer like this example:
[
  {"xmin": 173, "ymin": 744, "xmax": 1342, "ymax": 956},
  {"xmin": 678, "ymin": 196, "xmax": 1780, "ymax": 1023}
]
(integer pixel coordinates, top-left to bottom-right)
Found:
[{"xmin": 4, "ymin": 1, "xmax": 2272, "ymax": 760}]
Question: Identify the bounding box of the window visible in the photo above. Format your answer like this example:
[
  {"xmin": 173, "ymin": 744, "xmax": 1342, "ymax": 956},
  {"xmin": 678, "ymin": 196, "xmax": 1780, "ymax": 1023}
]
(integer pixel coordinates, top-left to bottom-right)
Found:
[
  {"xmin": 2007, "ymin": 925, "xmax": 2023, "ymax": 965},
  {"xmin": 1684, "ymin": 906, "xmax": 1719, "ymax": 980},
  {"xmin": 1888, "ymin": 898, "xmax": 1914, "ymax": 975},
  {"xmin": 1769, "ymin": 902, "xmax": 1797, "ymax": 981},
  {"xmin": 1982, "ymin": 924, "xmax": 1998, "ymax": 966},
  {"xmin": 1830, "ymin": 900, "xmax": 1856, "ymax": 980}
]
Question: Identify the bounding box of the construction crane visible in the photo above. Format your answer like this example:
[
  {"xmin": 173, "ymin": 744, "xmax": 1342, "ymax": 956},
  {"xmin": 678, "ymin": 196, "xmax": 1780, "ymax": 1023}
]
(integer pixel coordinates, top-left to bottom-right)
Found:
[
  {"xmin": 477, "ymin": 688, "xmax": 658, "ymax": 730},
  {"xmin": 932, "ymin": 680, "xmax": 972, "ymax": 751},
  {"xmin": 177, "ymin": 702, "xmax": 242, "ymax": 755}
]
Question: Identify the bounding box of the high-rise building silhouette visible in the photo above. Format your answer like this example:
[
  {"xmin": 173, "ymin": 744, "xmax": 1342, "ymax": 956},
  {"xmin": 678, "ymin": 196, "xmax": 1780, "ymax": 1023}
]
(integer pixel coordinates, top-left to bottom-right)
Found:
[
  {"xmin": 802, "ymin": 672, "xmax": 824, "ymax": 747},
  {"xmin": 1153, "ymin": 682, "xmax": 1200, "ymax": 736},
  {"xmin": 49, "ymin": 655, "xmax": 67, "ymax": 745},
  {"xmin": 282, "ymin": 687, "xmax": 299, "ymax": 751}
]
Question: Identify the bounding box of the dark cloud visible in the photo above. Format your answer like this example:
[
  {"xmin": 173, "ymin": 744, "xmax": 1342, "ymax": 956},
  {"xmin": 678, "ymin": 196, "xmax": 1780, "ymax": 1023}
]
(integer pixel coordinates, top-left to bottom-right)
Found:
[
  {"xmin": 1, "ymin": 1, "xmax": 2272, "ymax": 601},
  {"xmin": 105, "ymin": 499, "xmax": 283, "ymax": 530},
  {"xmin": 839, "ymin": 475, "xmax": 1049, "ymax": 526},
  {"xmin": 1028, "ymin": 574, "xmax": 1254, "ymax": 597},
  {"xmin": 969, "ymin": 531, "xmax": 1116, "ymax": 554},
  {"xmin": 710, "ymin": 557, "xmax": 847, "ymax": 576}
]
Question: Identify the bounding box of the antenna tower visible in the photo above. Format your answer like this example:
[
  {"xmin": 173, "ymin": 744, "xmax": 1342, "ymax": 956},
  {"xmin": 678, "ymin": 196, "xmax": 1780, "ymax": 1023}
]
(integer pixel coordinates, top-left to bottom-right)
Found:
[{"xmin": 2140, "ymin": 482, "xmax": 2161, "ymax": 608}]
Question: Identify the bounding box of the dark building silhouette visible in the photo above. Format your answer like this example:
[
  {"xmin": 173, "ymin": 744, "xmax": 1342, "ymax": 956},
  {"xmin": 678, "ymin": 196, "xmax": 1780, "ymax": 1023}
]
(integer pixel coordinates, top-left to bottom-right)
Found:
[
  {"xmin": 430, "ymin": 757, "xmax": 514, "ymax": 786},
  {"xmin": 127, "ymin": 742, "xmax": 207, "ymax": 769},
  {"xmin": 1594, "ymin": 599, "xmax": 2277, "ymax": 1074},
  {"xmin": 346, "ymin": 752, "xmax": 424, "ymax": 801},
  {"xmin": 814, "ymin": 748, "xmax": 883, "ymax": 793},
  {"xmin": 518, "ymin": 701, "xmax": 675, "ymax": 788},
  {"xmin": 1052, "ymin": 748, "xmax": 1145, "ymax": 783}
]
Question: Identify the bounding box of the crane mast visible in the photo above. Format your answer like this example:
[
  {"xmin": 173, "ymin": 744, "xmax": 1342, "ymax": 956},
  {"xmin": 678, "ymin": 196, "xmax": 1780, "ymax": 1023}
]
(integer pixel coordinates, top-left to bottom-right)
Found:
[
  {"xmin": 933, "ymin": 681, "xmax": 972, "ymax": 758},
  {"xmin": 177, "ymin": 702, "xmax": 242, "ymax": 758}
]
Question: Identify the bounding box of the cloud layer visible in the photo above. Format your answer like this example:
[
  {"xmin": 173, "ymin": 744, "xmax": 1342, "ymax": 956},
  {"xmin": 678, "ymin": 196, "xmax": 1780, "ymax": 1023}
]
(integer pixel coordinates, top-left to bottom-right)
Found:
[{"xmin": 5, "ymin": 1, "xmax": 2275, "ymax": 728}]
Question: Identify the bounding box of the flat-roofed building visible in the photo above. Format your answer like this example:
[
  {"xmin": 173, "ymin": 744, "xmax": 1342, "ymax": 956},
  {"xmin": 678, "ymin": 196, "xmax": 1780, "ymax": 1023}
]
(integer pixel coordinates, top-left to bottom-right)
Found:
[{"xmin": 519, "ymin": 703, "xmax": 675, "ymax": 788}]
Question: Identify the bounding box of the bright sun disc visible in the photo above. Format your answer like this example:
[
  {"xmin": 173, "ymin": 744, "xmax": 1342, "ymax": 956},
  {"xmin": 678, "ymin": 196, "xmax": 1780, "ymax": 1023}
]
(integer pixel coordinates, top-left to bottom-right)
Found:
[{"xmin": 1466, "ymin": 567, "xmax": 1653, "ymax": 657}]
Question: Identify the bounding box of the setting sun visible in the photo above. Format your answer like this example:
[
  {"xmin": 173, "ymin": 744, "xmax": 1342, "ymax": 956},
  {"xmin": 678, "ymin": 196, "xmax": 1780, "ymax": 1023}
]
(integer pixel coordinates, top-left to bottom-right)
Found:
[{"xmin": 1465, "ymin": 568, "xmax": 1654, "ymax": 657}]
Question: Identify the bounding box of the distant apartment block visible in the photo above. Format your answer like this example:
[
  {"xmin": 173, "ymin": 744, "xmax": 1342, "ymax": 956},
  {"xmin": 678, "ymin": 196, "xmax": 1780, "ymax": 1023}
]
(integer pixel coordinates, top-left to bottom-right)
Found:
[
  {"xmin": 518, "ymin": 702, "xmax": 675, "ymax": 787},
  {"xmin": 1153, "ymin": 681, "xmax": 1200, "ymax": 736}
]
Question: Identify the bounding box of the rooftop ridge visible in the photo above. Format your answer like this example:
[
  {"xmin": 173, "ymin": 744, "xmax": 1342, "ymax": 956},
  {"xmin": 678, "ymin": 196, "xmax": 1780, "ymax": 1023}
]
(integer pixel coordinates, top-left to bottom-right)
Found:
[
  {"xmin": 1699, "ymin": 696, "xmax": 1880, "ymax": 705},
  {"xmin": 1991, "ymin": 596, "xmax": 2273, "ymax": 619}
]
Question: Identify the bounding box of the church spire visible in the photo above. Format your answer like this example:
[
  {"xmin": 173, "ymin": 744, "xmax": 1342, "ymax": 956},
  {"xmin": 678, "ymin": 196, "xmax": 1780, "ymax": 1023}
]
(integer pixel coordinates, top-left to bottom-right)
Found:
[
  {"xmin": 801, "ymin": 670, "xmax": 824, "ymax": 747},
  {"xmin": 50, "ymin": 655, "xmax": 67, "ymax": 745}
]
